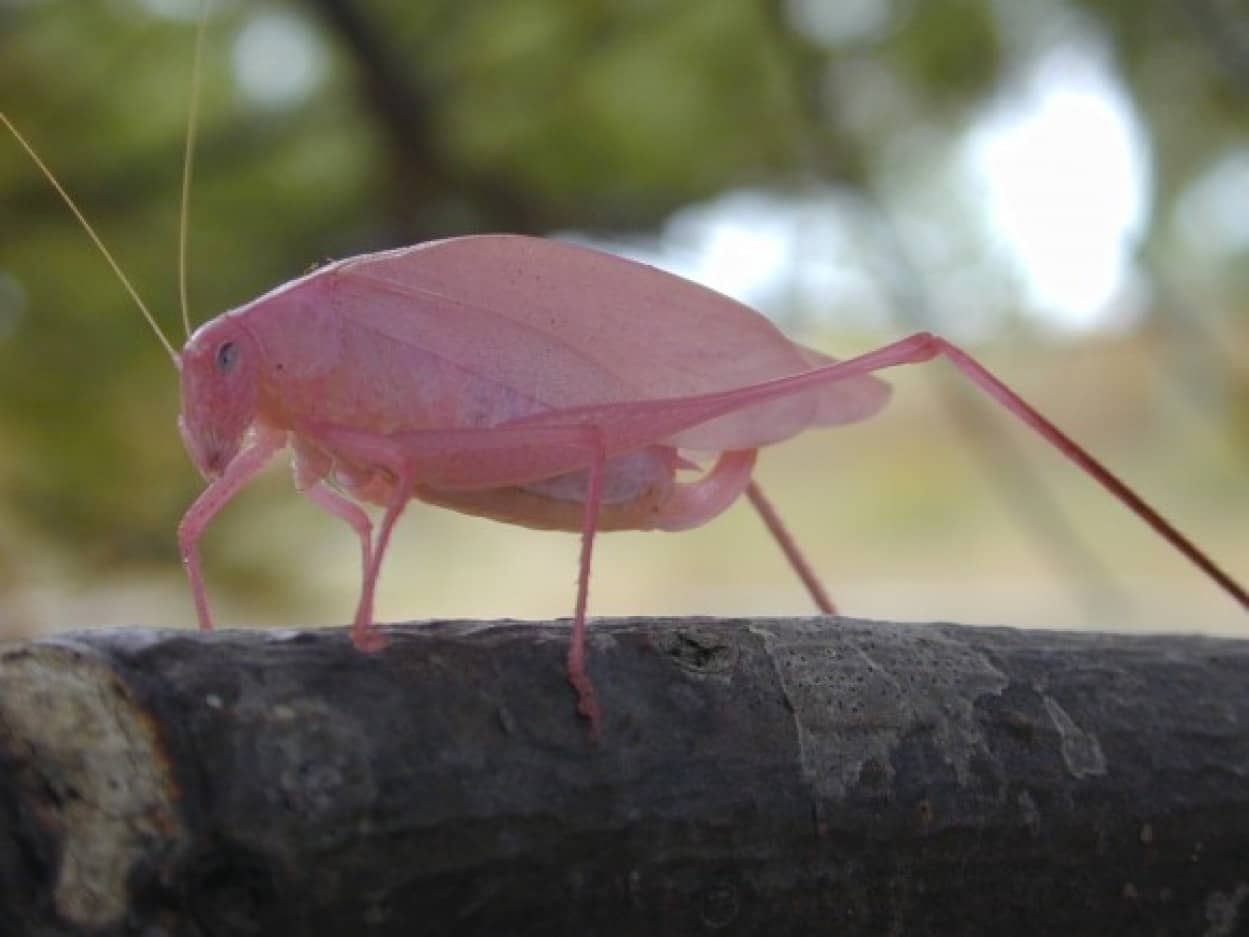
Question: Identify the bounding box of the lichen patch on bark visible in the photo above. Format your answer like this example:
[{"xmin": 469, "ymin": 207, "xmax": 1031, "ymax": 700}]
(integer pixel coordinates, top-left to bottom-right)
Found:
[{"xmin": 0, "ymin": 643, "xmax": 186, "ymax": 928}]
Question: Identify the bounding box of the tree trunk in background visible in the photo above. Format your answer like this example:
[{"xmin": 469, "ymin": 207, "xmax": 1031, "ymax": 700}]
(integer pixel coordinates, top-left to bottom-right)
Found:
[{"xmin": 0, "ymin": 617, "xmax": 1246, "ymax": 936}]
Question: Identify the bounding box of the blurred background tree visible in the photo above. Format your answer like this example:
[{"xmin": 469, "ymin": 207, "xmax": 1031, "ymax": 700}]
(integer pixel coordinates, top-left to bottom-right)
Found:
[{"xmin": 0, "ymin": 0, "xmax": 1245, "ymax": 638}]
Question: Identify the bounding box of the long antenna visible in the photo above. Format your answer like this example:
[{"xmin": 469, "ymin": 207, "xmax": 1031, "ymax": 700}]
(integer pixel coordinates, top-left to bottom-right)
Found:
[
  {"xmin": 1, "ymin": 111, "xmax": 180, "ymax": 362},
  {"xmin": 179, "ymin": 0, "xmax": 210, "ymax": 339}
]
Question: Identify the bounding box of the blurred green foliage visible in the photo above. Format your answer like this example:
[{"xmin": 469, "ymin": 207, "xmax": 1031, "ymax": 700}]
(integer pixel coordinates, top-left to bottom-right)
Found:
[{"xmin": 0, "ymin": 0, "xmax": 1245, "ymax": 621}]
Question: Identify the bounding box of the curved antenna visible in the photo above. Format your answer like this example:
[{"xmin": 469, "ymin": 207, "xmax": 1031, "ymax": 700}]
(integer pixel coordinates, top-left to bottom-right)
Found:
[
  {"xmin": 1, "ymin": 111, "xmax": 179, "ymax": 363},
  {"xmin": 179, "ymin": 0, "xmax": 210, "ymax": 339}
]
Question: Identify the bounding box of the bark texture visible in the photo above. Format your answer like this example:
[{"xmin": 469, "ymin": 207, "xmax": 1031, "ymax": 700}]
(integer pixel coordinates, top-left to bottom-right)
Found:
[{"xmin": 0, "ymin": 617, "xmax": 1246, "ymax": 936}]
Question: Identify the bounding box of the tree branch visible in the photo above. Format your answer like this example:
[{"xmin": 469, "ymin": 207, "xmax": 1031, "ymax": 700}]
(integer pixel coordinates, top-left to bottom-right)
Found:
[{"xmin": 1, "ymin": 617, "xmax": 1247, "ymax": 935}]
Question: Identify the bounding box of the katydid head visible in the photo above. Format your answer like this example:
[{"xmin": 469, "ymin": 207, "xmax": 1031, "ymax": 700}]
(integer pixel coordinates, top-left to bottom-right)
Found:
[{"xmin": 178, "ymin": 318, "xmax": 260, "ymax": 480}]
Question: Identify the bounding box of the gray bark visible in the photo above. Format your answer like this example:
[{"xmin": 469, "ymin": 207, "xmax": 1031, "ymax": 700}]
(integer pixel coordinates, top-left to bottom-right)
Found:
[{"xmin": 0, "ymin": 617, "xmax": 1246, "ymax": 936}]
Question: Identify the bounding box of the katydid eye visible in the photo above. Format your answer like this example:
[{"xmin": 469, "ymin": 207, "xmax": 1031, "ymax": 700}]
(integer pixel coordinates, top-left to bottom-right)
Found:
[{"xmin": 217, "ymin": 341, "xmax": 238, "ymax": 373}]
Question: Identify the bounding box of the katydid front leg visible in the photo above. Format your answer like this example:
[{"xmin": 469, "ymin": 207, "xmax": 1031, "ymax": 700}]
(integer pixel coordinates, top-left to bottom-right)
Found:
[{"xmin": 178, "ymin": 428, "xmax": 285, "ymax": 632}]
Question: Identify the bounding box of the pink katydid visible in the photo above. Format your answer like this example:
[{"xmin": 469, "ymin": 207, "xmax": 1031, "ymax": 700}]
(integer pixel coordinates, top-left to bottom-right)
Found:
[{"xmin": 4, "ymin": 115, "xmax": 1247, "ymax": 736}]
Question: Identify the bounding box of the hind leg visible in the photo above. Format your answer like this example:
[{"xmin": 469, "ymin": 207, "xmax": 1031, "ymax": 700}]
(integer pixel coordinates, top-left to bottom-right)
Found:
[{"xmin": 745, "ymin": 481, "xmax": 835, "ymax": 615}]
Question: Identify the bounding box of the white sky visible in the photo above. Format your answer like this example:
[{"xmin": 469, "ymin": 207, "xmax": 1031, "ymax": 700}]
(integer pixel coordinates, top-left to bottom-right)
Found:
[
  {"xmin": 232, "ymin": 11, "xmax": 325, "ymax": 111},
  {"xmin": 965, "ymin": 41, "xmax": 1151, "ymax": 330},
  {"xmin": 1177, "ymin": 150, "xmax": 1249, "ymax": 254}
]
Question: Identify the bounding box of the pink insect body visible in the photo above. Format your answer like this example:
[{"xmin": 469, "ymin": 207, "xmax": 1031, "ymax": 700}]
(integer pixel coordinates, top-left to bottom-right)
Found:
[
  {"xmin": 172, "ymin": 235, "xmax": 1249, "ymax": 731},
  {"xmin": 5, "ymin": 109, "xmax": 1247, "ymax": 736},
  {"xmin": 175, "ymin": 236, "xmax": 894, "ymax": 709}
]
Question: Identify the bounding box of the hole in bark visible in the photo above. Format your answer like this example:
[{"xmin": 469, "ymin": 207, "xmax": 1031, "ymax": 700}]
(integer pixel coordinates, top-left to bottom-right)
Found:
[{"xmin": 661, "ymin": 632, "xmax": 737, "ymax": 674}]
